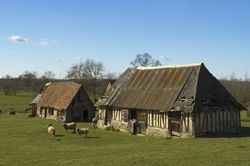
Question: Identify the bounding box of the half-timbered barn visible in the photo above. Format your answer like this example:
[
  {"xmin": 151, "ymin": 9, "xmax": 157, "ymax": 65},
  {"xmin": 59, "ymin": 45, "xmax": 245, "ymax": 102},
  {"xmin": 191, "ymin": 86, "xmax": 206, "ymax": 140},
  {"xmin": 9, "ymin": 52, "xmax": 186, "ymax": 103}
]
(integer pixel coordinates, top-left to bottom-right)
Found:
[
  {"xmin": 95, "ymin": 63, "xmax": 245, "ymax": 137},
  {"xmin": 36, "ymin": 82, "xmax": 95, "ymax": 122}
]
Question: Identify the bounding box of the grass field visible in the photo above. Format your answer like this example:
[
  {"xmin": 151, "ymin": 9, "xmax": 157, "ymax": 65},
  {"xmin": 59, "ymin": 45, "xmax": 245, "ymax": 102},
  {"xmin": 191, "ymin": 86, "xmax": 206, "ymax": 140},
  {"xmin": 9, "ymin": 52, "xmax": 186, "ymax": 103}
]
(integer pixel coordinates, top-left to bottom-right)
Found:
[
  {"xmin": 0, "ymin": 112, "xmax": 250, "ymax": 166},
  {"xmin": 0, "ymin": 90, "xmax": 35, "ymax": 113}
]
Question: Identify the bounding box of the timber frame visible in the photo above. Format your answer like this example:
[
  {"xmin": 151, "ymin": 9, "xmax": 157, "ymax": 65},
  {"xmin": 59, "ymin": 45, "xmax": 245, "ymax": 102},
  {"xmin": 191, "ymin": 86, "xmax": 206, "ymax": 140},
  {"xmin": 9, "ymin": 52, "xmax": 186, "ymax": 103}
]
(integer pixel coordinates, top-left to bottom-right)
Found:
[
  {"xmin": 35, "ymin": 82, "xmax": 95, "ymax": 122},
  {"xmin": 95, "ymin": 63, "xmax": 245, "ymax": 138}
]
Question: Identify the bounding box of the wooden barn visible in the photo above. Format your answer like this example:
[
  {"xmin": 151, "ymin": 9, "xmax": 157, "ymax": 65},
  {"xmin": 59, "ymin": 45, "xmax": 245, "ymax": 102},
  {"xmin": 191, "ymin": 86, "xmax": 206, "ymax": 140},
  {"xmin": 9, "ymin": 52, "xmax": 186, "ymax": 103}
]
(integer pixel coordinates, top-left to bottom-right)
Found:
[
  {"xmin": 95, "ymin": 63, "xmax": 245, "ymax": 137},
  {"xmin": 36, "ymin": 82, "xmax": 95, "ymax": 122}
]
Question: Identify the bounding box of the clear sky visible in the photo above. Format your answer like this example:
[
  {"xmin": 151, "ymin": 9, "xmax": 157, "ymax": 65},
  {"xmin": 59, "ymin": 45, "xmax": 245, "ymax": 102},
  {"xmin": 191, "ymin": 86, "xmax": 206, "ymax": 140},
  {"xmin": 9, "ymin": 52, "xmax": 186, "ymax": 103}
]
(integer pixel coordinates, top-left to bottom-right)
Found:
[{"xmin": 0, "ymin": 0, "xmax": 250, "ymax": 79}]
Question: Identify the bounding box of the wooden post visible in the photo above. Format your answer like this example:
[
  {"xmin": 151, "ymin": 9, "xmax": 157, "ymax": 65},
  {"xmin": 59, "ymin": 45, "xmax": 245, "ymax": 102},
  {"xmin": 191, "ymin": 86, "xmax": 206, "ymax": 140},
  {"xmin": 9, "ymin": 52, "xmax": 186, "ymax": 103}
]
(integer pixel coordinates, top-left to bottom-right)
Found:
[
  {"xmin": 198, "ymin": 113, "xmax": 200, "ymax": 134},
  {"xmin": 215, "ymin": 110, "xmax": 217, "ymax": 133}
]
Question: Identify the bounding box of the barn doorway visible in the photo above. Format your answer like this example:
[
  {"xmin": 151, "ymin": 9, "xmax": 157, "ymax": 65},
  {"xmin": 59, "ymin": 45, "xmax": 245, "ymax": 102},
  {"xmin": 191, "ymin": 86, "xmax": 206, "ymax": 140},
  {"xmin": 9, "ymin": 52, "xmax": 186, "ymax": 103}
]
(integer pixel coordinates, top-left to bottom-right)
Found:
[
  {"xmin": 129, "ymin": 109, "xmax": 147, "ymax": 135},
  {"xmin": 130, "ymin": 109, "xmax": 137, "ymax": 120},
  {"xmin": 129, "ymin": 109, "xmax": 137, "ymax": 134},
  {"xmin": 169, "ymin": 111, "xmax": 182, "ymax": 136},
  {"xmin": 136, "ymin": 110, "xmax": 147, "ymax": 134},
  {"xmin": 83, "ymin": 110, "xmax": 88, "ymax": 121}
]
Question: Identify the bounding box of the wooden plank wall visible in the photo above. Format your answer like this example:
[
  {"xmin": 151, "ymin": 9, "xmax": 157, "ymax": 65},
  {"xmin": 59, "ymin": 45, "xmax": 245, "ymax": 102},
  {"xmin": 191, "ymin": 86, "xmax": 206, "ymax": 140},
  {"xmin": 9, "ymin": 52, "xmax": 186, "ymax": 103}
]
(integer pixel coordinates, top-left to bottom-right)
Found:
[
  {"xmin": 195, "ymin": 108, "xmax": 240, "ymax": 135},
  {"xmin": 98, "ymin": 109, "xmax": 106, "ymax": 120},
  {"xmin": 112, "ymin": 108, "xmax": 121, "ymax": 121},
  {"xmin": 147, "ymin": 110, "xmax": 168, "ymax": 129},
  {"xmin": 181, "ymin": 113, "xmax": 193, "ymax": 133}
]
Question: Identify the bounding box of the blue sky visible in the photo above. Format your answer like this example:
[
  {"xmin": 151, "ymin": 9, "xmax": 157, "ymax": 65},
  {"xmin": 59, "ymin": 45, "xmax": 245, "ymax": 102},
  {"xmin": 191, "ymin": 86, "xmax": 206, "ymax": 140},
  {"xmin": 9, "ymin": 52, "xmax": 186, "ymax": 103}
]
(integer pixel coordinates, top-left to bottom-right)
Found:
[{"xmin": 0, "ymin": 0, "xmax": 250, "ymax": 79}]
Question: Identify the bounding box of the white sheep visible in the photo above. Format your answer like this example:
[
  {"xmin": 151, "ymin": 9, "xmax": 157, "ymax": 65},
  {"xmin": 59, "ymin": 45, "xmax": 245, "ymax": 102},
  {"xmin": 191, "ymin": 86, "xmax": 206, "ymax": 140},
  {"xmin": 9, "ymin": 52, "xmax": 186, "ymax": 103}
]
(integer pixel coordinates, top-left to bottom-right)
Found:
[
  {"xmin": 76, "ymin": 127, "xmax": 89, "ymax": 137},
  {"xmin": 62, "ymin": 122, "xmax": 77, "ymax": 133},
  {"xmin": 47, "ymin": 123, "xmax": 56, "ymax": 136}
]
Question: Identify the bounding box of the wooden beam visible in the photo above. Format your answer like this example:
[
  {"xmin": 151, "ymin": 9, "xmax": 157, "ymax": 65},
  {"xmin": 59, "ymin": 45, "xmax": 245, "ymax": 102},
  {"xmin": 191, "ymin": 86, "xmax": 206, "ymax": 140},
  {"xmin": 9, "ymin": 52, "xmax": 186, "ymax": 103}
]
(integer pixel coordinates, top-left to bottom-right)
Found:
[
  {"xmin": 214, "ymin": 110, "xmax": 217, "ymax": 133},
  {"xmin": 218, "ymin": 110, "xmax": 221, "ymax": 133},
  {"xmin": 201, "ymin": 112, "xmax": 205, "ymax": 132},
  {"xmin": 198, "ymin": 112, "xmax": 200, "ymax": 133},
  {"xmin": 206, "ymin": 111, "xmax": 209, "ymax": 133}
]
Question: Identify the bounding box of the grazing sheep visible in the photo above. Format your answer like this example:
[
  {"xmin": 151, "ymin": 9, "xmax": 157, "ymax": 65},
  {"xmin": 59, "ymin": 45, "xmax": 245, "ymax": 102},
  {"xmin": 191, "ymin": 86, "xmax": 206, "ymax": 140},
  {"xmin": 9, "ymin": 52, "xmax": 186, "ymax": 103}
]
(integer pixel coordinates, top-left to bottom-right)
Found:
[
  {"xmin": 62, "ymin": 122, "xmax": 77, "ymax": 133},
  {"xmin": 9, "ymin": 111, "xmax": 15, "ymax": 115},
  {"xmin": 47, "ymin": 124, "xmax": 56, "ymax": 136},
  {"xmin": 76, "ymin": 127, "xmax": 89, "ymax": 137},
  {"xmin": 91, "ymin": 118, "xmax": 98, "ymax": 128}
]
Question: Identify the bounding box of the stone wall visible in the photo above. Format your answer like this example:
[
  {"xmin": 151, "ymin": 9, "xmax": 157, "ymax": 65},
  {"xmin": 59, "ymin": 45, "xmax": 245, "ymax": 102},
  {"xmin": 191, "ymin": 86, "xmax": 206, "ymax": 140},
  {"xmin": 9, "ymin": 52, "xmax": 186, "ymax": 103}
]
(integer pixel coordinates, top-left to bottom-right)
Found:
[
  {"xmin": 111, "ymin": 120, "xmax": 130, "ymax": 133},
  {"xmin": 146, "ymin": 127, "xmax": 170, "ymax": 137},
  {"xmin": 97, "ymin": 119, "xmax": 105, "ymax": 128}
]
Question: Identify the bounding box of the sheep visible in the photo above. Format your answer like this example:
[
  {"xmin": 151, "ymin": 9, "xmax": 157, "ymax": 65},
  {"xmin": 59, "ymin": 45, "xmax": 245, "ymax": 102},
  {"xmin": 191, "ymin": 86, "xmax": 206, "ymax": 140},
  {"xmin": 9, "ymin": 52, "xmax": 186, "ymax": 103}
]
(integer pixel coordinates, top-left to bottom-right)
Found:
[
  {"xmin": 91, "ymin": 118, "xmax": 98, "ymax": 128},
  {"xmin": 62, "ymin": 122, "xmax": 77, "ymax": 133},
  {"xmin": 76, "ymin": 127, "xmax": 89, "ymax": 137},
  {"xmin": 47, "ymin": 124, "xmax": 56, "ymax": 136}
]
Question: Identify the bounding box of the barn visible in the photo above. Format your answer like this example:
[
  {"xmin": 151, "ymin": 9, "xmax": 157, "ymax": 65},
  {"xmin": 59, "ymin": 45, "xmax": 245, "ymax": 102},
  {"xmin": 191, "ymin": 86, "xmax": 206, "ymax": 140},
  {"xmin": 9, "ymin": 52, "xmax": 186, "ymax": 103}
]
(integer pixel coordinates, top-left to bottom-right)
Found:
[
  {"xmin": 95, "ymin": 63, "xmax": 245, "ymax": 137},
  {"xmin": 36, "ymin": 82, "xmax": 95, "ymax": 122}
]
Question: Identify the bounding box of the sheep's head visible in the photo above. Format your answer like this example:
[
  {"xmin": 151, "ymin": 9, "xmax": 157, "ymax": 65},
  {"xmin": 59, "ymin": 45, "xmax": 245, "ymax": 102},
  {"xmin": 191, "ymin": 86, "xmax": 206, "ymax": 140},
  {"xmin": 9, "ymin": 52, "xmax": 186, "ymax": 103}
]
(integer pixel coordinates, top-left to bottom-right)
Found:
[{"xmin": 47, "ymin": 123, "xmax": 52, "ymax": 128}]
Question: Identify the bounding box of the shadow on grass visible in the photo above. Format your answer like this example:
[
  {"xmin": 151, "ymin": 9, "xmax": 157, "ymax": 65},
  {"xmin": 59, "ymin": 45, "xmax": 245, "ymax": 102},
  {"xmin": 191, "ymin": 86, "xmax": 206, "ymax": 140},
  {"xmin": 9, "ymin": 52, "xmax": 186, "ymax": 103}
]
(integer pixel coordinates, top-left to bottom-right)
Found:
[
  {"xmin": 55, "ymin": 134, "xmax": 64, "ymax": 138},
  {"xmin": 238, "ymin": 126, "xmax": 250, "ymax": 137},
  {"xmin": 198, "ymin": 126, "xmax": 250, "ymax": 138},
  {"xmin": 81, "ymin": 136, "xmax": 100, "ymax": 139}
]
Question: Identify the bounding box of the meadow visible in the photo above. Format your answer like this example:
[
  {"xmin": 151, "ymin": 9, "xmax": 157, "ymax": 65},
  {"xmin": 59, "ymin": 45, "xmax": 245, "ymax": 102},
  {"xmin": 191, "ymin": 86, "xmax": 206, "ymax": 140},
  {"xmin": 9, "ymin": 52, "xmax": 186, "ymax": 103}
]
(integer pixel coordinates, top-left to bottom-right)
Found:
[
  {"xmin": 0, "ymin": 90, "xmax": 35, "ymax": 113},
  {"xmin": 0, "ymin": 112, "xmax": 249, "ymax": 166},
  {"xmin": 0, "ymin": 91, "xmax": 250, "ymax": 165}
]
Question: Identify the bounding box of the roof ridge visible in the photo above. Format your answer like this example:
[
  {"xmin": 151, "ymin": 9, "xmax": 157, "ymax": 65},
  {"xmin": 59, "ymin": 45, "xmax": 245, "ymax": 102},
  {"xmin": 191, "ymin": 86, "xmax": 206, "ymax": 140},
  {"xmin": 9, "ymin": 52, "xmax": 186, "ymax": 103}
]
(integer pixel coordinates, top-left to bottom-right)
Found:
[{"xmin": 137, "ymin": 62, "xmax": 203, "ymax": 70}]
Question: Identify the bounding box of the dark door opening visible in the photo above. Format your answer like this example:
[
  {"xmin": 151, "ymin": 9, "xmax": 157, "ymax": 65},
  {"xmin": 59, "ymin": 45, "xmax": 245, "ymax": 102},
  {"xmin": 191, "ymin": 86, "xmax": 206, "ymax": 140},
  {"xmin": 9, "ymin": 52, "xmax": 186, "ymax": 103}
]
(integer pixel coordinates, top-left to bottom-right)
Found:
[
  {"xmin": 104, "ymin": 110, "xmax": 108, "ymax": 125},
  {"xmin": 129, "ymin": 110, "xmax": 147, "ymax": 135},
  {"xmin": 168, "ymin": 111, "xmax": 182, "ymax": 136},
  {"xmin": 83, "ymin": 110, "xmax": 88, "ymax": 121},
  {"xmin": 129, "ymin": 109, "xmax": 137, "ymax": 134},
  {"xmin": 130, "ymin": 109, "xmax": 137, "ymax": 120},
  {"xmin": 136, "ymin": 110, "xmax": 147, "ymax": 134}
]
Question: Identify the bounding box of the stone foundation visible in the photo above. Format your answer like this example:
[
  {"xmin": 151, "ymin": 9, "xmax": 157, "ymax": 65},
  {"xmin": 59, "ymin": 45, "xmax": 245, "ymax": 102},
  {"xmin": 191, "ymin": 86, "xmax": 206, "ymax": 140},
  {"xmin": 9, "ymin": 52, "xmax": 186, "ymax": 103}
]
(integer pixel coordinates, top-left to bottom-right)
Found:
[
  {"xmin": 146, "ymin": 127, "xmax": 170, "ymax": 137},
  {"xmin": 180, "ymin": 132, "xmax": 193, "ymax": 138},
  {"xmin": 97, "ymin": 119, "xmax": 105, "ymax": 128},
  {"xmin": 110, "ymin": 120, "xmax": 130, "ymax": 133}
]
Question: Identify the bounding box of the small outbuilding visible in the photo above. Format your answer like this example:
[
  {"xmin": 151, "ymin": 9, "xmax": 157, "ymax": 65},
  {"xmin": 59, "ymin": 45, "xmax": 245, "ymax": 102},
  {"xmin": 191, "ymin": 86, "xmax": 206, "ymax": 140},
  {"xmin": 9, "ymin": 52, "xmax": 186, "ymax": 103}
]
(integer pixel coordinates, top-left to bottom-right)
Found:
[
  {"xmin": 36, "ymin": 82, "xmax": 95, "ymax": 122},
  {"xmin": 95, "ymin": 63, "xmax": 246, "ymax": 137}
]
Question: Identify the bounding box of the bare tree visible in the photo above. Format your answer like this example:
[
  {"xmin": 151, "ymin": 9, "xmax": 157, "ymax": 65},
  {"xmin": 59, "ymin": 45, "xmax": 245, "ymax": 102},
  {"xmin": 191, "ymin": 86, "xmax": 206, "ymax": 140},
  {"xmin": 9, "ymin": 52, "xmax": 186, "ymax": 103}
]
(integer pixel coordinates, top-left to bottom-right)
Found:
[
  {"xmin": 245, "ymin": 72, "xmax": 250, "ymax": 82},
  {"xmin": 105, "ymin": 72, "xmax": 117, "ymax": 80},
  {"xmin": 66, "ymin": 64, "xmax": 81, "ymax": 79},
  {"xmin": 92, "ymin": 61, "xmax": 105, "ymax": 79},
  {"xmin": 18, "ymin": 71, "xmax": 37, "ymax": 79},
  {"xmin": 66, "ymin": 59, "xmax": 105, "ymax": 79},
  {"xmin": 18, "ymin": 71, "xmax": 38, "ymax": 91},
  {"xmin": 2, "ymin": 74, "xmax": 12, "ymax": 79},
  {"xmin": 41, "ymin": 71, "xmax": 56, "ymax": 79},
  {"xmin": 130, "ymin": 53, "xmax": 162, "ymax": 67}
]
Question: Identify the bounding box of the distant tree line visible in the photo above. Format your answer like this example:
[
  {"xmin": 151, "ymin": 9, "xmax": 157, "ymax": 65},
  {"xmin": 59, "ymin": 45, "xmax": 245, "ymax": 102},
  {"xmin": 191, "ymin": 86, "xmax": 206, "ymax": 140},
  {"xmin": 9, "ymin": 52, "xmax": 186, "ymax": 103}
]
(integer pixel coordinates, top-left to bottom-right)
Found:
[{"xmin": 3, "ymin": 53, "xmax": 249, "ymax": 109}]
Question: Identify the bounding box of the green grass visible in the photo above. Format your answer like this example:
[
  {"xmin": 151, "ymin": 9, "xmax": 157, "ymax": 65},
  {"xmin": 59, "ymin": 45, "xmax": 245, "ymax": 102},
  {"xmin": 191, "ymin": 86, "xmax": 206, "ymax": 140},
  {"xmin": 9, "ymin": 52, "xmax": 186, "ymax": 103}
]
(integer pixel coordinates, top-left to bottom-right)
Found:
[
  {"xmin": 0, "ymin": 112, "xmax": 250, "ymax": 166},
  {"xmin": 0, "ymin": 90, "xmax": 35, "ymax": 113}
]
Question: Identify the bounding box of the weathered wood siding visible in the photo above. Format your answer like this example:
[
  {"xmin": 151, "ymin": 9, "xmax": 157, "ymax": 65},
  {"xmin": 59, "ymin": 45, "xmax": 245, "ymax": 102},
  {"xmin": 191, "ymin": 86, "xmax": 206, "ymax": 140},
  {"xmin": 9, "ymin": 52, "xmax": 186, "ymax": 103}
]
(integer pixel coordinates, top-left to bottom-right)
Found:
[
  {"xmin": 195, "ymin": 108, "xmax": 240, "ymax": 135},
  {"xmin": 98, "ymin": 108, "xmax": 106, "ymax": 120},
  {"xmin": 180, "ymin": 113, "xmax": 193, "ymax": 137},
  {"xmin": 109, "ymin": 108, "xmax": 130, "ymax": 132},
  {"xmin": 112, "ymin": 108, "xmax": 121, "ymax": 121},
  {"xmin": 147, "ymin": 110, "xmax": 168, "ymax": 129}
]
